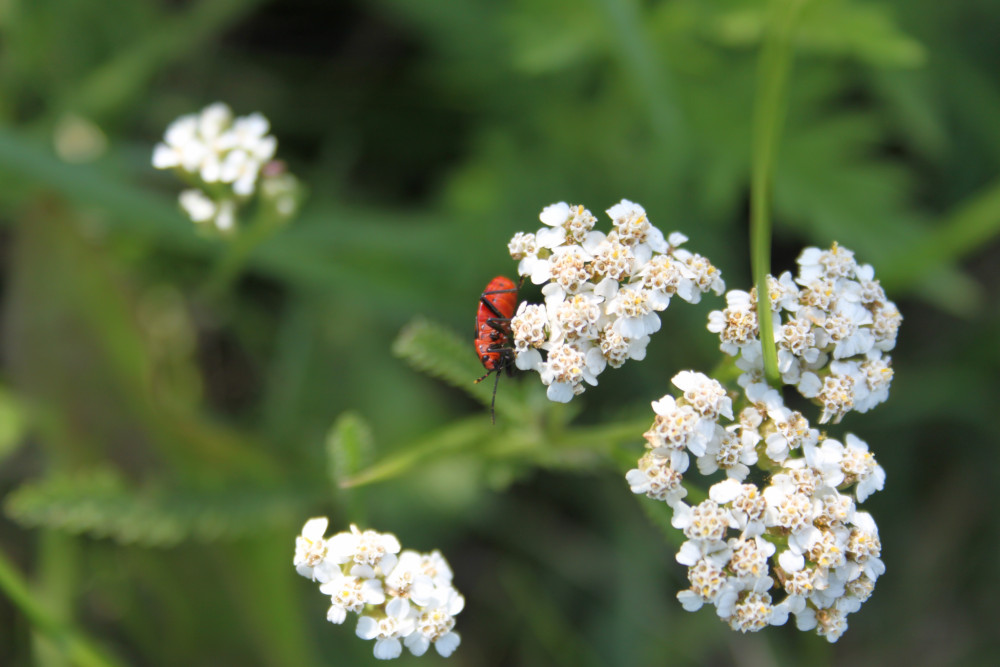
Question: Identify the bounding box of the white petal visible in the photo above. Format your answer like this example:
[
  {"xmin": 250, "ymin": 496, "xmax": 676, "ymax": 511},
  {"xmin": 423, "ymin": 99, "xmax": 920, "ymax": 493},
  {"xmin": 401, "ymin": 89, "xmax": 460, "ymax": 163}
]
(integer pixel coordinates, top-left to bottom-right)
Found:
[
  {"xmin": 709, "ymin": 478, "xmax": 742, "ymax": 504},
  {"xmin": 677, "ymin": 589, "xmax": 704, "ymax": 612},
  {"xmin": 214, "ymin": 201, "xmax": 236, "ymax": 232},
  {"xmin": 163, "ymin": 115, "xmax": 198, "ymax": 144},
  {"xmin": 178, "ymin": 189, "xmax": 216, "ymax": 223},
  {"xmin": 676, "ymin": 541, "xmax": 702, "ymax": 566},
  {"xmin": 302, "ymin": 517, "xmax": 329, "ymax": 540},
  {"xmin": 233, "ymin": 171, "xmax": 257, "ymax": 196},
  {"xmin": 627, "ymin": 336, "xmax": 649, "ymax": 360},
  {"xmin": 778, "ymin": 549, "xmax": 805, "ymax": 572},
  {"xmin": 667, "ymin": 231, "xmax": 688, "ymax": 246},
  {"xmin": 797, "ymin": 372, "xmax": 822, "ymax": 397},
  {"xmin": 355, "ymin": 616, "xmax": 378, "ymax": 640},
  {"xmin": 152, "ymin": 143, "xmax": 179, "ymax": 168},
  {"xmin": 535, "ymin": 226, "xmax": 566, "ymax": 249},
  {"xmin": 546, "ymin": 382, "xmax": 574, "ymax": 403},
  {"xmin": 327, "ymin": 532, "xmax": 358, "ymax": 563},
  {"xmin": 377, "ymin": 552, "xmax": 399, "ymax": 574},
  {"xmin": 642, "ymin": 312, "xmax": 661, "ymax": 335},
  {"xmin": 528, "ymin": 258, "xmax": 553, "ymax": 285},
  {"xmin": 614, "ymin": 316, "xmax": 646, "ymax": 339},
  {"xmin": 404, "ymin": 633, "xmax": 430, "ymax": 656},
  {"xmin": 632, "ymin": 242, "xmax": 652, "ymax": 266},
  {"xmin": 435, "ymin": 632, "xmax": 461, "ymax": 657},
  {"xmin": 361, "ymin": 579, "xmax": 386, "ymax": 605},
  {"xmin": 200, "ymin": 156, "xmax": 222, "ymax": 183},
  {"xmin": 252, "ymin": 135, "xmax": 277, "ymax": 161},
  {"xmin": 385, "ymin": 596, "xmax": 410, "ymax": 619},
  {"xmin": 592, "ymin": 276, "xmax": 619, "ymax": 300},
  {"xmin": 327, "ymin": 605, "xmax": 347, "ymax": 624},
  {"xmin": 795, "ymin": 608, "xmax": 817, "ymax": 631},
  {"xmin": 373, "ymin": 638, "xmax": 402, "ymax": 660},
  {"xmin": 514, "ymin": 348, "xmax": 542, "ymax": 371},
  {"xmin": 645, "ymin": 226, "xmax": 667, "ymax": 254},
  {"xmin": 447, "ymin": 592, "xmax": 466, "ymax": 615},
  {"xmin": 580, "ymin": 230, "xmax": 606, "ymax": 254},
  {"xmin": 769, "ymin": 602, "xmax": 790, "ymax": 627},
  {"xmin": 651, "ymin": 395, "xmax": 679, "ymax": 416},
  {"xmin": 539, "ymin": 202, "xmax": 571, "ymax": 226},
  {"xmin": 199, "ymin": 102, "xmax": 233, "ymax": 138}
]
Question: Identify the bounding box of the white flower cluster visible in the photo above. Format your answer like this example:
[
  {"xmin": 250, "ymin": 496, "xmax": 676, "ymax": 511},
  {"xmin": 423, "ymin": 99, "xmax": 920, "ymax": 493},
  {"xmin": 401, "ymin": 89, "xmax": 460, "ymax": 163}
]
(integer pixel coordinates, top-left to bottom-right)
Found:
[
  {"xmin": 152, "ymin": 102, "xmax": 281, "ymax": 232},
  {"xmin": 508, "ymin": 200, "xmax": 725, "ymax": 402},
  {"xmin": 708, "ymin": 243, "xmax": 901, "ymax": 424},
  {"xmin": 626, "ymin": 374, "xmax": 886, "ymax": 642},
  {"xmin": 294, "ymin": 518, "xmax": 463, "ymax": 660}
]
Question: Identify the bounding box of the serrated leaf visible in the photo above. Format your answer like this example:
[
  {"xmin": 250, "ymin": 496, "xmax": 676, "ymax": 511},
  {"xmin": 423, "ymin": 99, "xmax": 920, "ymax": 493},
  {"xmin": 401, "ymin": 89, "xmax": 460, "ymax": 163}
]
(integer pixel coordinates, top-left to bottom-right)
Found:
[
  {"xmin": 4, "ymin": 469, "xmax": 312, "ymax": 548},
  {"xmin": 394, "ymin": 317, "xmax": 479, "ymax": 388},
  {"xmin": 393, "ymin": 317, "xmax": 525, "ymax": 420},
  {"xmin": 327, "ymin": 411, "xmax": 375, "ymax": 487}
]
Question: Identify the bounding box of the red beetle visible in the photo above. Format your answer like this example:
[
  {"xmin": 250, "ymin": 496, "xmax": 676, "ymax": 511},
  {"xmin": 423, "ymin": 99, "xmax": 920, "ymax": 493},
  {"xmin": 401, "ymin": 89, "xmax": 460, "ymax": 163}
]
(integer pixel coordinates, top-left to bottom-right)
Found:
[{"xmin": 474, "ymin": 275, "xmax": 518, "ymax": 423}]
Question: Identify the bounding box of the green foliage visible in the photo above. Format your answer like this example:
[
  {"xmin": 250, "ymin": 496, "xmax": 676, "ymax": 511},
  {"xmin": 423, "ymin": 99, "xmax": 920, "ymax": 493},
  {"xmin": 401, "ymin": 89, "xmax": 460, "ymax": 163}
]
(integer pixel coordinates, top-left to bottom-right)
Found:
[
  {"xmin": 394, "ymin": 318, "xmax": 489, "ymax": 402},
  {"xmin": 5, "ymin": 469, "xmax": 308, "ymax": 548},
  {"xmin": 326, "ymin": 411, "xmax": 375, "ymax": 488},
  {"xmin": 704, "ymin": 0, "xmax": 926, "ymax": 68}
]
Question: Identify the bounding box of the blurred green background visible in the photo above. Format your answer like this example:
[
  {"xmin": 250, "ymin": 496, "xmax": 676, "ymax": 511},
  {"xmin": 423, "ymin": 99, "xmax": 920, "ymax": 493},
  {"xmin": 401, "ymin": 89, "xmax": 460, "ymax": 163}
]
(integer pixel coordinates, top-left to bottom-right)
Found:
[{"xmin": 1, "ymin": 0, "xmax": 999, "ymax": 665}]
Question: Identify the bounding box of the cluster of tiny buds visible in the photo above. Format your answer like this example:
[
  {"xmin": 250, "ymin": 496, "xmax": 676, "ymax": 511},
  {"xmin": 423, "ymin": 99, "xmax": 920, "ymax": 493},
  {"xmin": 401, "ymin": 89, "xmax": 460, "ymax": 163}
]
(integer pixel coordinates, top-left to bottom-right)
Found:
[
  {"xmin": 153, "ymin": 102, "xmax": 299, "ymax": 233},
  {"xmin": 626, "ymin": 373, "xmax": 886, "ymax": 642},
  {"xmin": 508, "ymin": 200, "xmax": 724, "ymax": 402},
  {"xmin": 294, "ymin": 518, "xmax": 463, "ymax": 660},
  {"xmin": 708, "ymin": 243, "xmax": 901, "ymax": 424}
]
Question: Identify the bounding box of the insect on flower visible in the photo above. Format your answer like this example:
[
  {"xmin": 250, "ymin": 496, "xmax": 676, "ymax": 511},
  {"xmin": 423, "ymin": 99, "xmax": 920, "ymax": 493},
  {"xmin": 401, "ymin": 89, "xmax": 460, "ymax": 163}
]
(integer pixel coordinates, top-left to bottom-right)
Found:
[{"xmin": 474, "ymin": 275, "xmax": 519, "ymax": 423}]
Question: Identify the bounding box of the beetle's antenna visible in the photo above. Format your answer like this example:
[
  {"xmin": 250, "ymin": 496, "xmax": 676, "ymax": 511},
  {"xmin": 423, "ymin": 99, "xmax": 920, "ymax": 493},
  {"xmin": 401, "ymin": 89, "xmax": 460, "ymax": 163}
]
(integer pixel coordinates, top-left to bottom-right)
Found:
[{"xmin": 490, "ymin": 369, "xmax": 501, "ymax": 424}]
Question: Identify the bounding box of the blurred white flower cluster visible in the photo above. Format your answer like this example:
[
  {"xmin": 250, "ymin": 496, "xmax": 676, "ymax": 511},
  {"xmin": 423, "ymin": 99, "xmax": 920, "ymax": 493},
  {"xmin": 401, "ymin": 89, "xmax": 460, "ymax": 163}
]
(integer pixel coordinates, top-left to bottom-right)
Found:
[
  {"xmin": 708, "ymin": 243, "xmax": 901, "ymax": 424},
  {"xmin": 508, "ymin": 200, "xmax": 724, "ymax": 402},
  {"xmin": 294, "ymin": 518, "xmax": 463, "ymax": 660},
  {"xmin": 627, "ymin": 372, "xmax": 886, "ymax": 642},
  {"xmin": 153, "ymin": 102, "xmax": 298, "ymax": 232}
]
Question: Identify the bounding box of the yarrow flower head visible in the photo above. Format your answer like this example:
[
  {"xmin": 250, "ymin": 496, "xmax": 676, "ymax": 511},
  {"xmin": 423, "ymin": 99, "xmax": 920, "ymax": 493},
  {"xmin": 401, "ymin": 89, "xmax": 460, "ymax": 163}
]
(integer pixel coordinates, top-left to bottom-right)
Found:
[
  {"xmin": 707, "ymin": 243, "xmax": 901, "ymax": 423},
  {"xmin": 294, "ymin": 519, "xmax": 463, "ymax": 659},
  {"xmin": 627, "ymin": 370, "xmax": 887, "ymax": 643},
  {"xmin": 508, "ymin": 200, "xmax": 724, "ymax": 402},
  {"xmin": 153, "ymin": 102, "xmax": 302, "ymax": 233}
]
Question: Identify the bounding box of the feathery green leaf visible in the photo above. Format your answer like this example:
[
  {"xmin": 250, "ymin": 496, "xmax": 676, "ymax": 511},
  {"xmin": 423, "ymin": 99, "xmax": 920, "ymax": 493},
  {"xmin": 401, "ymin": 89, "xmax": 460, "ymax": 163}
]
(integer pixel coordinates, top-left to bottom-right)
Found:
[{"xmin": 5, "ymin": 469, "xmax": 312, "ymax": 547}]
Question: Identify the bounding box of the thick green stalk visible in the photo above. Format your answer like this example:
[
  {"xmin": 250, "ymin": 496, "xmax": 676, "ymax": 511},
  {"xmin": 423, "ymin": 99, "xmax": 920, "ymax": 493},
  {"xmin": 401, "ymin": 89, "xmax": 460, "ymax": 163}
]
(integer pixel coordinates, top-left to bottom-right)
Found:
[{"xmin": 750, "ymin": 0, "xmax": 806, "ymax": 387}]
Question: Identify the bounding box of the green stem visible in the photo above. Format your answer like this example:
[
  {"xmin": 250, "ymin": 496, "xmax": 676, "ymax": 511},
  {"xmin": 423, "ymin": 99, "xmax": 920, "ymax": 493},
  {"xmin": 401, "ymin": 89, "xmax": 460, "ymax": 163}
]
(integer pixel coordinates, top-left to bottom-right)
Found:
[
  {"xmin": 200, "ymin": 210, "xmax": 285, "ymax": 300},
  {"xmin": 0, "ymin": 548, "xmax": 125, "ymax": 667},
  {"xmin": 32, "ymin": 531, "xmax": 77, "ymax": 667},
  {"xmin": 750, "ymin": 0, "xmax": 805, "ymax": 388}
]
